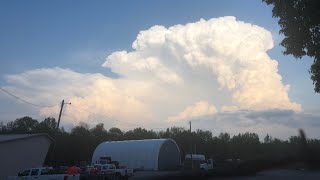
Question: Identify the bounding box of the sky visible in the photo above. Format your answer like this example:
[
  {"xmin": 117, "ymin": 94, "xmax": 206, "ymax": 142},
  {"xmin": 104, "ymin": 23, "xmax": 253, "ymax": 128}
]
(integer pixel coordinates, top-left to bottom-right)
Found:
[{"xmin": 0, "ymin": 0, "xmax": 319, "ymax": 139}]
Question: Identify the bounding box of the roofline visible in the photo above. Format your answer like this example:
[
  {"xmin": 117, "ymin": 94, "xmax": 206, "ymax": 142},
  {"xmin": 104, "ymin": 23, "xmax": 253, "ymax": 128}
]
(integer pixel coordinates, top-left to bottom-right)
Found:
[
  {"xmin": 0, "ymin": 133, "xmax": 55, "ymax": 144},
  {"xmin": 101, "ymin": 138, "xmax": 171, "ymax": 143}
]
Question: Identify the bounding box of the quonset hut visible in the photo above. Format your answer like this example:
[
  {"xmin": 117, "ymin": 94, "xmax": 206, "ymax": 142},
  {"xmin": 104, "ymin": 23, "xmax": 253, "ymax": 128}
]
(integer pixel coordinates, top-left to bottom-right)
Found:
[{"xmin": 92, "ymin": 139, "xmax": 181, "ymax": 171}]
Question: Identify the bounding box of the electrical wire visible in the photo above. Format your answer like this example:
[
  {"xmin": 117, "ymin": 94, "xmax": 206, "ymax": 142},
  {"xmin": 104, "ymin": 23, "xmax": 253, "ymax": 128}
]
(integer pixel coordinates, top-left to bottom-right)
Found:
[
  {"xmin": 0, "ymin": 87, "xmax": 178, "ymax": 131},
  {"xmin": 62, "ymin": 113, "xmax": 76, "ymax": 120},
  {"xmin": 0, "ymin": 87, "xmax": 59, "ymax": 108}
]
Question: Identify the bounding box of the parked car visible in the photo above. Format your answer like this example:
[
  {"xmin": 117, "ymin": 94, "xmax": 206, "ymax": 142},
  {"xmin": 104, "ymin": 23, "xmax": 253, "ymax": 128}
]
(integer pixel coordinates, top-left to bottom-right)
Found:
[
  {"xmin": 7, "ymin": 167, "xmax": 80, "ymax": 180},
  {"xmin": 95, "ymin": 164, "xmax": 133, "ymax": 180}
]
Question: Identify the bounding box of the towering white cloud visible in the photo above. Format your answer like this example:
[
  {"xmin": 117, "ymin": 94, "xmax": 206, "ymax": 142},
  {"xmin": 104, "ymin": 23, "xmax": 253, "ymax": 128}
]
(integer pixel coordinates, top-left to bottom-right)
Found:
[
  {"xmin": 2, "ymin": 16, "xmax": 305, "ymax": 136},
  {"xmin": 104, "ymin": 16, "xmax": 301, "ymax": 112}
]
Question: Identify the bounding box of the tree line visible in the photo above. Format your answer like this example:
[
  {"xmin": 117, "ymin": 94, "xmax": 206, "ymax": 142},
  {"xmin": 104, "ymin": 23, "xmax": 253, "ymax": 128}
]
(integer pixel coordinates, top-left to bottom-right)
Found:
[{"xmin": 1, "ymin": 116, "xmax": 320, "ymax": 169}]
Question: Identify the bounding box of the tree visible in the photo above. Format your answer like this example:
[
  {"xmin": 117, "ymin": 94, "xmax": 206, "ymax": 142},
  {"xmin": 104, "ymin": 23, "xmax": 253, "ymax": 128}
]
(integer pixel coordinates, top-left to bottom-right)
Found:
[
  {"xmin": 0, "ymin": 121, "xmax": 7, "ymax": 134},
  {"xmin": 263, "ymin": 0, "xmax": 320, "ymax": 92},
  {"xmin": 90, "ymin": 123, "xmax": 107, "ymax": 137},
  {"xmin": 124, "ymin": 128, "xmax": 158, "ymax": 140},
  {"xmin": 218, "ymin": 132, "xmax": 231, "ymax": 143},
  {"xmin": 7, "ymin": 116, "xmax": 39, "ymax": 133},
  {"xmin": 71, "ymin": 122, "xmax": 91, "ymax": 136},
  {"xmin": 35, "ymin": 117, "xmax": 58, "ymax": 134},
  {"xmin": 264, "ymin": 134, "xmax": 273, "ymax": 143},
  {"xmin": 195, "ymin": 129, "xmax": 213, "ymax": 142},
  {"xmin": 231, "ymin": 132, "xmax": 260, "ymax": 145},
  {"xmin": 108, "ymin": 127, "xmax": 123, "ymax": 140}
]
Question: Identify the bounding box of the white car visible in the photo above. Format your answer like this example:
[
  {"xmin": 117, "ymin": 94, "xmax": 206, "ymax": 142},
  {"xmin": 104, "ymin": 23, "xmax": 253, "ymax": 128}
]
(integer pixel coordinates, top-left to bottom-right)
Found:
[
  {"xmin": 95, "ymin": 164, "xmax": 133, "ymax": 180},
  {"xmin": 7, "ymin": 167, "xmax": 80, "ymax": 180}
]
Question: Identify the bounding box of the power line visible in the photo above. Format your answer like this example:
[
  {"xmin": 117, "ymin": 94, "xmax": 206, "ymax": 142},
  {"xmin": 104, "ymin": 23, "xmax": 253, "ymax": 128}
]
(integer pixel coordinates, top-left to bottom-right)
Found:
[
  {"xmin": 62, "ymin": 113, "xmax": 76, "ymax": 120},
  {"xmin": 0, "ymin": 87, "xmax": 182, "ymax": 131},
  {"xmin": 0, "ymin": 87, "xmax": 59, "ymax": 108}
]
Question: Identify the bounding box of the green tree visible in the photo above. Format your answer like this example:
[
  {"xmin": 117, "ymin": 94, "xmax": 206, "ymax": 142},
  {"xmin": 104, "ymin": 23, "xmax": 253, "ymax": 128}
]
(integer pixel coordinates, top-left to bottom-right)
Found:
[
  {"xmin": 35, "ymin": 117, "xmax": 58, "ymax": 134},
  {"xmin": 263, "ymin": 0, "xmax": 320, "ymax": 92},
  {"xmin": 289, "ymin": 135, "xmax": 302, "ymax": 145},
  {"xmin": 195, "ymin": 129, "xmax": 213, "ymax": 142},
  {"xmin": 192, "ymin": 129, "xmax": 213, "ymax": 155},
  {"xmin": 71, "ymin": 122, "xmax": 91, "ymax": 136},
  {"xmin": 108, "ymin": 127, "xmax": 123, "ymax": 140},
  {"xmin": 218, "ymin": 132, "xmax": 231, "ymax": 143},
  {"xmin": 0, "ymin": 121, "xmax": 7, "ymax": 134},
  {"xmin": 264, "ymin": 134, "xmax": 273, "ymax": 143},
  {"xmin": 231, "ymin": 132, "xmax": 260, "ymax": 145},
  {"xmin": 124, "ymin": 127, "xmax": 158, "ymax": 140},
  {"xmin": 90, "ymin": 123, "xmax": 107, "ymax": 137},
  {"xmin": 6, "ymin": 116, "xmax": 39, "ymax": 133}
]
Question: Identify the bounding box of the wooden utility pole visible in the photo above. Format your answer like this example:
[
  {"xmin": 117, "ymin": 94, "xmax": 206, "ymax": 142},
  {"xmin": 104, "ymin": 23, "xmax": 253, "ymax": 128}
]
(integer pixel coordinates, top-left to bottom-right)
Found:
[
  {"xmin": 57, "ymin": 100, "xmax": 65, "ymax": 129},
  {"xmin": 189, "ymin": 121, "xmax": 193, "ymax": 169}
]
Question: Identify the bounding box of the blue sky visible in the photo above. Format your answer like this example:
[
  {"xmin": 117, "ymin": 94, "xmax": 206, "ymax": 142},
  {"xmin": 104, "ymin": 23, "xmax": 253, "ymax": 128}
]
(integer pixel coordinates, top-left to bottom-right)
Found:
[
  {"xmin": 0, "ymin": 1, "xmax": 319, "ymax": 138},
  {"xmin": 1, "ymin": 0, "xmax": 277, "ymax": 75}
]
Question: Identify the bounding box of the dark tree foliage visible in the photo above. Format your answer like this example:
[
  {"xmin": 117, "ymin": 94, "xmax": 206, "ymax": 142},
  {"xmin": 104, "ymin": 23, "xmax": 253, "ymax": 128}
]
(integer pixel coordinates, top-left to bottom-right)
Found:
[
  {"xmin": 124, "ymin": 127, "xmax": 158, "ymax": 140},
  {"xmin": 35, "ymin": 117, "xmax": 57, "ymax": 134},
  {"xmin": 108, "ymin": 127, "xmax": 124, "ymax": 140},
  {"xmin": 263, "ymin": 0, "xmax": 320, "ymax": 92},
  {"xmin": 3, "ymin": 116, "xmax": 39, "ymax": 134},
  {"xmin": 90, "ymin": 123, "xmax": 107, "ymax": 137},
  {"xmin": 71, "ymin": 122, "xmax": 91, "ymax": 136},
  {"xmin": 1, "ymin": 116, "xmax": 320, "ymax": 168}
]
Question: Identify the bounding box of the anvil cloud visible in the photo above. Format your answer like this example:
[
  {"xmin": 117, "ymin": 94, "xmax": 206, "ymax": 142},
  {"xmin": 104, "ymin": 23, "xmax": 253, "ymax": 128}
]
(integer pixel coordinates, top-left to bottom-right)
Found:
[{"xmin": 2, "ymin": 17, "xmax": 307, "ymax": 138}]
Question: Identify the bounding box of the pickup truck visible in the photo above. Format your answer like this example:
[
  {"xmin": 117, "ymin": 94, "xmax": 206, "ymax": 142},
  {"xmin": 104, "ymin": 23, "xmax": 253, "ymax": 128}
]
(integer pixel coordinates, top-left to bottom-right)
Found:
[
  {"xmin": 7, "ymin": 167, "xmax": 80, "ymax": 180},
  {"xmin": 94, "ymin": 164, "xmax": 133, "ymax": 180},
  {"xmin": 200, "ymin": 159, "xmax": 214, "ymax": 172}
]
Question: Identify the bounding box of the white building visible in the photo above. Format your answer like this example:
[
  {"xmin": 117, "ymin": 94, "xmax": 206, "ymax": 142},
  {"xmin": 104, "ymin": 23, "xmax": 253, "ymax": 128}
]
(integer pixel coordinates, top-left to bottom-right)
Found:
[
  {"xmin": 92, "ymin": 139, "xmax": 181, "ymax": 171},
  {"xmin": 0, "ymin": 134, "xmax": 54, "ymax": 180}
]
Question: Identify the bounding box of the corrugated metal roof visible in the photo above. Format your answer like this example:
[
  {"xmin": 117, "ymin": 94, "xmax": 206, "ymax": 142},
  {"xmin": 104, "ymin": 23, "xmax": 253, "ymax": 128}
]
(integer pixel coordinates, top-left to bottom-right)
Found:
[
  {"xmin": 0, "ymin": 134, "xmax": 54, "ymax": 143},
  {"xmin": 92, "ymin": 138, "xmax": 180, "ymax": 170}
]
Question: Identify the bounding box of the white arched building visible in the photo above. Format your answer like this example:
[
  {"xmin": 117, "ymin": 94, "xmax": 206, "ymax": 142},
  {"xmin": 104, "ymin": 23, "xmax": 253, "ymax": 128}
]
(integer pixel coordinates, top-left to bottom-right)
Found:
[{"xmin": 92, "ymin": 139, "xmax": 181, "ymax": 170}]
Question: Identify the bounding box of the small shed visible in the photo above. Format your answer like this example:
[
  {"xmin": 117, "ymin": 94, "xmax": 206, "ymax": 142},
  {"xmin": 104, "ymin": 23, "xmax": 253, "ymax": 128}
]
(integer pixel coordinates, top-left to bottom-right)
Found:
[
  {"xmin": 0, "ymin": 134, "xmax": 54, "ymax": 180},
  {"xmin": 92, "ymin": 139, "xmax": 181, "ymax": 170}
]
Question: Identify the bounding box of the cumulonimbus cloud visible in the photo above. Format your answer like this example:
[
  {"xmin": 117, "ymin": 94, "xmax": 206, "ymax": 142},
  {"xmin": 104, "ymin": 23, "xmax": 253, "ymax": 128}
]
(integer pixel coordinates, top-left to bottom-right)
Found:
[
  {"xmin": 1, "ymin": 16, "xmax": 304, "ymax": 135},
  {"xmin": 104, "ymin": 16, "xmax": 301, "ymax": 113}
]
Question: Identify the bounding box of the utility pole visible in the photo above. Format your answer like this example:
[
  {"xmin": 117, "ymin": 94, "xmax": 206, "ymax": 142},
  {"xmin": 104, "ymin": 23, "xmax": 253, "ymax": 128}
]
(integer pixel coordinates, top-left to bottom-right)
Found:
[
  {"xmin": 189, "ymin": 121, "xmax": 193, "ymax": 169},
  {"xmin": 57, "ymin": 100, "xmax": 71, "ymax": 129}
]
